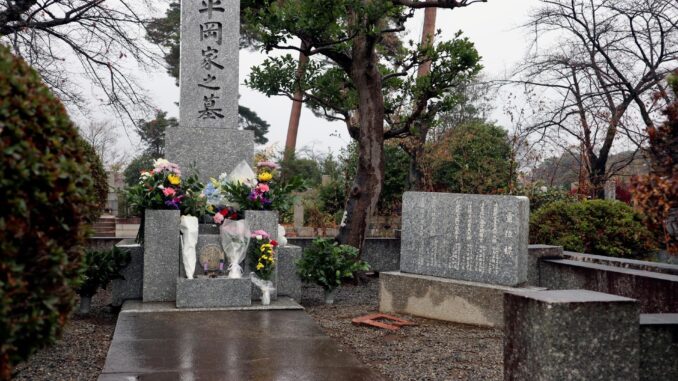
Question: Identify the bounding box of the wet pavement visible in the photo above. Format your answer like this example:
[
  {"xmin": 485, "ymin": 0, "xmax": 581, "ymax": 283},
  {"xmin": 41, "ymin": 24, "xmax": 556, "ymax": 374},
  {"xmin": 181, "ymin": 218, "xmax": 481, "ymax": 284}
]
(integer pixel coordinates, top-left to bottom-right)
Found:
[{"xmin": 99, "ymin": 309, "xmax": 383, "ymax": 380}]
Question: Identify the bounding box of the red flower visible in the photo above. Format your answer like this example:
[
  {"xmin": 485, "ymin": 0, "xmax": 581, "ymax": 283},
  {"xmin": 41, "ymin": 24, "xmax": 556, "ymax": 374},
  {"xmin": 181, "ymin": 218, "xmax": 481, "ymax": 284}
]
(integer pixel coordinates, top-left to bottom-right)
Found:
[
  {"xmin": 270, "ymin": 240, "xmax": 278, "ymax": 246},
  {"xmin": 219, "ymin": 208, "xmax": 229, "ymax": 216}
]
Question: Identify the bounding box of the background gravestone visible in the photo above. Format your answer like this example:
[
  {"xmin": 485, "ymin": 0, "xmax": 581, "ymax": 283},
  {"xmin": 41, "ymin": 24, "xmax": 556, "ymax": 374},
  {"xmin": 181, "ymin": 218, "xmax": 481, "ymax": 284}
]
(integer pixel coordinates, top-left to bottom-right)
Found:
[
  {"xmin": 166, "ymin": 0, "xmax": 253, "ymax": 182},
  {"xmin": 400, "ymin": 192, "xmax": 529, "ymax": 286}
]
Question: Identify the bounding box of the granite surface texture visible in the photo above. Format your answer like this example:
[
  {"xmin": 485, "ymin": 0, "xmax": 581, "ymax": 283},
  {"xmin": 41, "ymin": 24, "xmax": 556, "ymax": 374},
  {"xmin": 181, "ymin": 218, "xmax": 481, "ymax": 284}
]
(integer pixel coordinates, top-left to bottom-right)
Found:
[
  {"xmin": 379, "ymin": 271, "xmax": 541, "ymax": 328},
  {"xmin": 166, "ymin": 127, "xmax": 253, "ymax": 183},
  {"xmin": 540, "ymin": 258, "xmax": 678, "ymax": 312},
  {"xmin": 111, "ymin": 240, "xmax": 143, "ymax": 307},
  {"xmin": 526, "ymin": 245, "xmax": 564, "ymax": 286},
  {"xmin": 179, "ymin": 0, "xmax": 239, "ymax": 129},
  {"xmin": 245, "ymin": 210, "xmax": 279, "ymax": 241},
  {"xmin": 143, "ymin": 210, "xmax": 181, "ymax": 302},
  {"xmin": 400, "ymin": 192, "xmax": 529, "ymax": 286},
  {"xmin": 503, "ymin": 289, "xmax": 640, "ymax": 381},
  {"xmin": 176, "ymin": 277, "xmax": 251, "ymax": 308},
  {"xmin": 639, "ymin": 313, "xmax": 678, "ymax": 381},
  {"xmin": 277, "ymin": 245, "xmax": 302, "ymax": 302}
]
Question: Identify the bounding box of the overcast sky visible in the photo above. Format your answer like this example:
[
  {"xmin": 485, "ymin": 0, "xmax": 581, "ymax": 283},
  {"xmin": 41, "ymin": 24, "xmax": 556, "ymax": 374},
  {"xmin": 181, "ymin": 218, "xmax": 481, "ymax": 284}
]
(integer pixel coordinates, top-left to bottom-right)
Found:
[{"xmin": 86, "ymin": 0, "xmax": 541, "ymax": 159}]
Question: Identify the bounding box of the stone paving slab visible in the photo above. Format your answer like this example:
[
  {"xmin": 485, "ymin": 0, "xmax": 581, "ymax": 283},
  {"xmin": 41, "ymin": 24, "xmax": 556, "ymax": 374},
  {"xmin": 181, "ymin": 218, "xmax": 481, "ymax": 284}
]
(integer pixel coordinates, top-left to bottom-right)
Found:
[{"xmin": 99, "ymin": 309, "xmax": 383, "ymax": 380}]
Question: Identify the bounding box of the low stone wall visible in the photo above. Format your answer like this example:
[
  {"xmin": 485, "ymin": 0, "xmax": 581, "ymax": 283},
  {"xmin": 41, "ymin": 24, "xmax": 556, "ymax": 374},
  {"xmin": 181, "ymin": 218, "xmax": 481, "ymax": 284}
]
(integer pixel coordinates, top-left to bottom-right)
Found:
[
  {"xmin": 86, "ymin": 237, "xmax": 123, "ymax": 251},
  {"xmin": 540, "ymin": 259, "xmax": 678, "ymax": 313},
  {"xmin": 287, "ymin": 237, "xmax": 401, "ymax": 272},
  {"xmin": 562, "ymin": 251, "xmax": 678, "ymax": 276}
]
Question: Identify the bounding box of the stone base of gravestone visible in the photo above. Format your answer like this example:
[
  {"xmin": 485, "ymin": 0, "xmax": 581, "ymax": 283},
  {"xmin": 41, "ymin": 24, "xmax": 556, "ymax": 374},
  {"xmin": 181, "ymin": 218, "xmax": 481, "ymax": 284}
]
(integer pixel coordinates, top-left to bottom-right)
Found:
[
  {"xmin": 504, "ymin": 289, "xmax": 640, "ymax": 381},
  {"xmin": 143, "ymin": 209, "xmax": 180, "ymax": 302},
  {"xmin": 176, "ymin": 277, "xmax": 252, "ymax": 308},
  {"xmin": 276, "ymin": 245, "xmax": 302, "ymax": 302},
  {"xmin": 379, "ymin": 271, "xmax": 542, "ymax": 327},
  {"xmin": 245, "ymin": 210, "xmax": 279, "ymax": 240},
  {"xmin": 526, "ymin": 244, "xmax": 564, "ymax": 286},
  {"xmin": 639, "ymin": 314, "xmax": 678, "ymax": 381},
  {"xmin": 400, "ymin": 192, "xmax": 529, "ymax": 286},
  {"xmin": 166, "ymin": 128, "xmax": 253, "ymax": 183},
  {"xmin": 111, "ymin": 239, "xmax": 143, "ymax": 307}
]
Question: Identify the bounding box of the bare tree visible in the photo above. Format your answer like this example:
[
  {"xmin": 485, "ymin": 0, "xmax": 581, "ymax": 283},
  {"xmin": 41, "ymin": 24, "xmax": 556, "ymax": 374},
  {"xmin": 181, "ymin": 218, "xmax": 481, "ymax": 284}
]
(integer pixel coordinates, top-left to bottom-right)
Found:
[
  {"xmin": 78, "ymin": 120, "xmax": 125, "ymax": 169},
  {"xmin": 512, "ymin": 0, "xmax": 678, "ymax": 198},
  {"xmin": 0, "ymin": 1, "xmax": 164, "ymax": 122}
]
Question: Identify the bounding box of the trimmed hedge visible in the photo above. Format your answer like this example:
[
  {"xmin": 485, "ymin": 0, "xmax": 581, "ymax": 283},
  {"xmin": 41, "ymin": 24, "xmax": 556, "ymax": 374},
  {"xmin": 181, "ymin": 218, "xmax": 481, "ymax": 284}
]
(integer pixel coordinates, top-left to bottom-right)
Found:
[
  {"xmin": 79, "ymin": 137, "xmax": 108, "ymax": 221},
  {"xmin": 0, "ymin": 45, "xmax": 99, "ymax": 379},
  {"xmin": 530, "ymin": 200, "xmax": 656, "ymax": 259}
]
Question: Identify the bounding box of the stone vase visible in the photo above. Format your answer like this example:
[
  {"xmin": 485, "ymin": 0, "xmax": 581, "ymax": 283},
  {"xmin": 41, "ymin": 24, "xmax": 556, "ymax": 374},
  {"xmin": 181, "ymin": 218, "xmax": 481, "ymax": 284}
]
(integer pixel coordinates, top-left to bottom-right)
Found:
[
  {"xmin": 143, "ymin": 209, "xmax": 181, "ymax": 302},
  {"xmin": 79, "ymin": 295, "xmax": 92, "ymax": 314},
  {"xmin": 324, "ymin": 288, "xmax": 338, "ymax": 304},
  {"xmin": 244, "ymin": 210, "xmax": 279, "ymax": 240}
]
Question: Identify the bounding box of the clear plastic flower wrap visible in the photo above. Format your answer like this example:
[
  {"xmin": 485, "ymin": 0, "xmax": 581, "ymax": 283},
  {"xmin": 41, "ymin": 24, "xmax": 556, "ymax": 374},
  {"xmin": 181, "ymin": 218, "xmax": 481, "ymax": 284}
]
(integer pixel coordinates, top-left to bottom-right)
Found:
[
  {"xmin": 180, "ymin": 215, "xmax": 199, "ymax": 279},
  {"xmin": 219, "ymin": 219, "xmax": 250, "ymax": 278},
  {"xmin": 250, "ymin": 274, "xmax": 275, "ymax": 305}
]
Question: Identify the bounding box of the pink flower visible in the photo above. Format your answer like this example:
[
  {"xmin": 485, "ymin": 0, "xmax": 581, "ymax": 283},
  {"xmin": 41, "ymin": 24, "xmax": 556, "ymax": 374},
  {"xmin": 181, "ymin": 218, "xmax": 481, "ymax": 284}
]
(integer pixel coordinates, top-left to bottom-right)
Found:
[
  {"xmin": 213, "ymin": 213, "xmax": 225, "ymax": 224},
  {"xmin": 256, "ymin": 161, "xmax": 280, "ymax": 170},
  {"xmin": 257, "ymin": 183, "xmax": 270, "ymax": 192},
  {"xmin": 163, "ymin": 187, "xmax": 176, "ymax": 197},
  {"xmin": 251, "ymin": 230, "xmax": 270, "ymax": 239}
]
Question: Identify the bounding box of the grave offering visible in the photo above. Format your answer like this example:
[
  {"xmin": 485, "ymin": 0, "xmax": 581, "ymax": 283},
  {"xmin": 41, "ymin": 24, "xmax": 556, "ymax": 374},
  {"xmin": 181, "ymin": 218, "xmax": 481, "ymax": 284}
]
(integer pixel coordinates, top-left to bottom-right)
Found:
[
  {"xmin": 400, "ymin": 192, "xmax": 529, "ymax": 286},
  {"xmin": 248, "ymin": 230, "xmax": 278, "ymax": 305},
  {"xmin": 180, "ymin": 215, "xmax": 199, "ymax": 279},
  {"xmin": 220, "ymin": 219, "xmax": 250, "ymax": 278}
]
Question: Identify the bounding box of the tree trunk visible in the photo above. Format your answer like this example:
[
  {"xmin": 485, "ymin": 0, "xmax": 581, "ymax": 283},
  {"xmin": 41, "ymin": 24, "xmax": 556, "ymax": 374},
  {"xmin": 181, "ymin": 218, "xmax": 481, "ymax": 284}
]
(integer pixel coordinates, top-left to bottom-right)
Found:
[
  {"xmin": 336, "ymin": 35, "xmax": 385, "ymax": 251},
  {"xmin": 284, "ymin": 42, "xmax": 309, "ymax": 161},
  {"xmin": 407, "ymin": 5, "xmax": 437, "ymax": 190},
  {"xmin": 588, "ymin": 156, "xmax": 607, "ymax": 199}
]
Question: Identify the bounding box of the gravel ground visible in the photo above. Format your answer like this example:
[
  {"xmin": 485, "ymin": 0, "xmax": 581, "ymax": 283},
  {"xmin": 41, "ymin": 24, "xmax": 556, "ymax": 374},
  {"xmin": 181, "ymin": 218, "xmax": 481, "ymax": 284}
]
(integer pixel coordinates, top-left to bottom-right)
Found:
[
  {"xmin": 302, "ymin": 274, "xmax": 504, "ymax": 381},
  {"xmin": 13, "ymin": 290, "xmax": 117, "ymax": 381},
  {"xmin": 13, "ymin": 274, "xmax": 502, "ymax": 381}
]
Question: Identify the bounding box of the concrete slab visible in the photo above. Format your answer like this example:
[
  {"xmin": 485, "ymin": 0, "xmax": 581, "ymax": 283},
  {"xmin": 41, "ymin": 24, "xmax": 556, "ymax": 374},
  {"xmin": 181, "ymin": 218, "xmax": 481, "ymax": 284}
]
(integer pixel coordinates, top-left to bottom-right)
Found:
[{"xmin": 99, "ymin": 309, "xmax": 383, "ymax": 380}]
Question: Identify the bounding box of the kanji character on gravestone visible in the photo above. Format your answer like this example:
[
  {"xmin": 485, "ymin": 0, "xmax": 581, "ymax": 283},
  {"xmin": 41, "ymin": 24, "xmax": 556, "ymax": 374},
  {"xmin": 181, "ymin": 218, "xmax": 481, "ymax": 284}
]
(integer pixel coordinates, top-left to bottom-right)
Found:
[
  {"xmin": 198, "ymin": 94, "xmax": 224, "ymax": 119},
  {"xmin": 201, "ymin": 47, "xmax": 224, "ymax": 70},
  {"xmin": 199, "ymin": 74, "xmax": 220, "ymax": 90},
  {"xmin": 199, "ymin": 0, "xmax": 225, "ymax": 19},
  {"xmin": 200, "ymin": 21, "xmax": 222, "ymax": 45}
]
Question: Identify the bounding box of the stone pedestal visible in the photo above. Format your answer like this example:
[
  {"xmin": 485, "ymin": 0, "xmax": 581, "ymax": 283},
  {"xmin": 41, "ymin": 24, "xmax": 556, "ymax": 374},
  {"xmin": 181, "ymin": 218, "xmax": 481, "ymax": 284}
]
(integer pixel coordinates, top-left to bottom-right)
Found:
[
  {"xmin": 504, "ymin": 289, "xmax": 640, "ymax": 381},
  {"xmin": 379, "ymin": 271, "xmax": 540, "ymax": 327},
  {"xmin": 176, "ymin": 277, "xmax": 251, "ymax": 308},
  {"xmin": 277, "ymin": 245, "xmax": 302, "ymax": 302},
  {"xmin": 639, "ymin": 314, "xmax": 678, "ymax": 381},
  {"xmin": 400, "ymin": 192, "xmax": 529, "ymax": 286},
  {"xmin": 166, "ymin": 128, "xmax": 253, "ymax": 183},
  {"xmin": 526, "ymin": 244, "xmax": 563, "ymax": 286},
  {"xmin": 143, "ymin": 209, "xmax": 181, "ymax": 302},
  {"xmin": 245, "ymin": 210, "xmax": 279, "ymax": 240},
  {"xmin": 111, "ymin": 239, "xmax": 143, "ymax": 307}
]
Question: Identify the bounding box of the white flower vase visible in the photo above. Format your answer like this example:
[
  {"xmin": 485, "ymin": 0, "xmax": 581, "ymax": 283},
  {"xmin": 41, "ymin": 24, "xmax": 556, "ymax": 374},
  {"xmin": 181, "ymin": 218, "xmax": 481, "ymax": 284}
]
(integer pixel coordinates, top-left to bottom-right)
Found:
[
  {"xmin": 324, "ymin": 288, "xmax": 338, "ymax": 305},
  {"xmin": 261, "ymin": 288, "xmax": 271, "ymax": 305}
]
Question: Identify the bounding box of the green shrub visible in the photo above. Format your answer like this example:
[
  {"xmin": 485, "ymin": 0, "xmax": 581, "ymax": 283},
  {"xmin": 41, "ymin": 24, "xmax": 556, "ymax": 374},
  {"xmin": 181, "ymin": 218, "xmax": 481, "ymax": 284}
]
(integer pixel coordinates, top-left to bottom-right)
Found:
[
  {"xmin": 296, "ymin": 239, "xmax": 370, "ymax": 291},
  {"xmin": 508, "ymin": 184, "xmax": 578, "ymax": 212},
  {"xmin": 77, "ymin": 247, "xmax": 131, "ymax": 297},
  {"xmin": 0, "ymin": 45, "xmax": 99, "ymax": 379},
  {"xmin": 530, "ymin": 200, "xmax": 657, "ymax": 259}
]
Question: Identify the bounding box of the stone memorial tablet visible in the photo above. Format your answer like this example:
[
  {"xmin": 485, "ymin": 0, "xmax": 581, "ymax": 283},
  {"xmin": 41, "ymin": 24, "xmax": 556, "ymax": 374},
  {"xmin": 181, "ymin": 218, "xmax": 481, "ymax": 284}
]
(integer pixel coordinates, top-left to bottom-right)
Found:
[{"xmin": 400, "ymin": 192, "xmax": 529, "ymax": 286}]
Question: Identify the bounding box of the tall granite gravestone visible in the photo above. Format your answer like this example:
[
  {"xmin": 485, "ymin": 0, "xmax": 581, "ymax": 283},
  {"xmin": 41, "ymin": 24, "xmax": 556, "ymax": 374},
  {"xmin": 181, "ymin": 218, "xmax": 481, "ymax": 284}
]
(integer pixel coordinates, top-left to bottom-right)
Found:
[
  {"xmin": 400, "ymin": 192, "xmax": 529, "ymax": 286},
  {"xmin": 166, "ymin": 0, "xmax": 253, "ymax": 183}
]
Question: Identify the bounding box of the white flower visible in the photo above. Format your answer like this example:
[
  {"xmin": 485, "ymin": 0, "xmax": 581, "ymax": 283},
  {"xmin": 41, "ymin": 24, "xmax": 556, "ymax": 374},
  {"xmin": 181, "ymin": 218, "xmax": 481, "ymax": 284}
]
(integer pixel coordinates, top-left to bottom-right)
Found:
[
  {"xmin": 140, "ymin": 171, "xmax": 151, "ymax": 179},
  {"xmin": 255, "ymin": 235, "xmax": 263, "ymax": 240},
  {"xmin": 153, "ymin": 158, "xmax": 169, "ymax": 168}
]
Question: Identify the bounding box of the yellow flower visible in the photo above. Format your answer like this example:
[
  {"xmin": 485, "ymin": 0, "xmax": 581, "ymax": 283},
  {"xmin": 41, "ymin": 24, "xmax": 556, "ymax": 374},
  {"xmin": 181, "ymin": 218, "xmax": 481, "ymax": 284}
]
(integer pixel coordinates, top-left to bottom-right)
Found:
[
  {"xmin": 168, "ymin": 174, "xmax": 181, "ymax": 185},
  {"xmin": 258, "ymin": 172, "xmax": 273, "ymax": 182},
  {"xmin": 256, "ymin": 263, "xmax": 264, "ymax": 270}
]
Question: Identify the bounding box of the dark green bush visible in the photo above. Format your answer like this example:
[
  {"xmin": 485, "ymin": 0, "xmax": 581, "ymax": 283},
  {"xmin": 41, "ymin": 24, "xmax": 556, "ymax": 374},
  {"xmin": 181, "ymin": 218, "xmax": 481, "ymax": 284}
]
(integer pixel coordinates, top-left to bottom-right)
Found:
[
  {"xmin": 0, "ymin": 45, "xmax": 99, "ymax": 379},
  {"xmin": 77, "ymin": 247, "xmax": 131, "ymax": 298},
  {"xmin": 78, "ymin": 138, "xmax": 108, "ymax": 221},
  {"xmin": 296, "ymin": 239, "xmax": 370, "ymax": 291},
  {"xmin": 508, "ymin": 184, "xmax": 578, "ymax": 212},
  {"xmin": 318, "ymin": 180, "xmax": 345, "ymax": 215},
  {"xmin": 530, "ymin": 200, "xmax": 656, "ymax": 259}
]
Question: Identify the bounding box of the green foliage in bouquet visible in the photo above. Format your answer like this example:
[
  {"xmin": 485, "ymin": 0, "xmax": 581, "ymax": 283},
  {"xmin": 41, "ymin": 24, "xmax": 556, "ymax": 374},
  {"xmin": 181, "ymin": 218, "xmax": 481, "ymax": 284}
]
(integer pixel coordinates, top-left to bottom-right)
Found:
[
  {"xmin": 77, "ymin": 247, "xmax": 131, "ymax": 298},
  {"xmin": 296, "ymin": 239, "xmax": 370, "ymax": 291},
  {"xmin": 0, "ymin": 45, "xmax": 99, "ymax": 380},
  {"xmin": 247, "ymin": 232, "xmax": 278, "ymax": 281},
  {"xmin": 530, "ymin": 200, "xmax": 657, "ymax": 259}
]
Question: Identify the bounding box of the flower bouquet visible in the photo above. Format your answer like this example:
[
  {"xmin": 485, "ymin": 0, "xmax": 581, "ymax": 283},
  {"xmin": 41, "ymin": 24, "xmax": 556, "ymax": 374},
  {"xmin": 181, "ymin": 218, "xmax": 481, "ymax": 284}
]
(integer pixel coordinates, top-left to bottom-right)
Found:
[
  {"xmin": 248, "ymin": 230, "xmax": 278, "ymax": 305},
  {"xmin": 220, "ymin": 218, "xmax": 251, "ymax": 278},
  {"xmin": 126, "ymin": 158, "xmax": 208, "ymax": 244}
]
